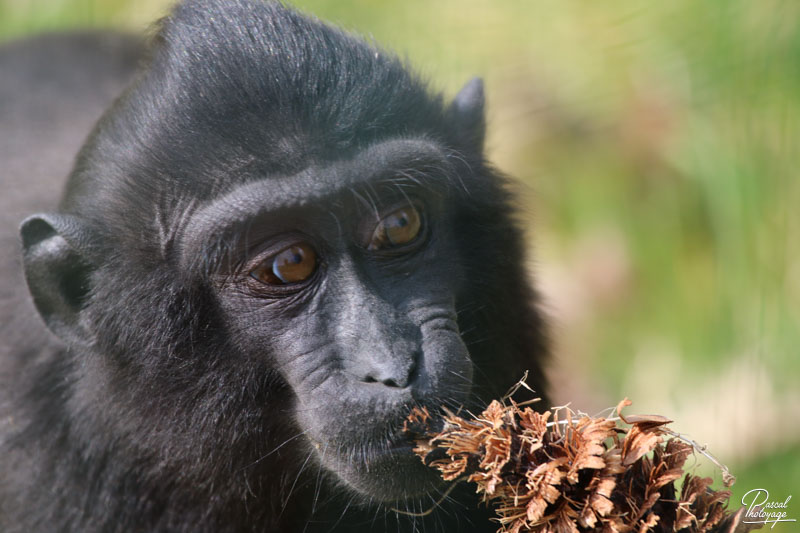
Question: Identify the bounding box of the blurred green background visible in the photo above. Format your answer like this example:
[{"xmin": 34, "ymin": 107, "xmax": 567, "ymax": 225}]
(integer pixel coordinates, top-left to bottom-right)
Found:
[{"xmin": 2, "ymin": 0, "xmax": 798, "ymax": 513}]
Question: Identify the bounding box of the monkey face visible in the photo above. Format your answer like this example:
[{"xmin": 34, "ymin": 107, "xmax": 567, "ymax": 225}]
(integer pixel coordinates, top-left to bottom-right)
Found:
[{"xmin": 201, "ymin": 139, "xmax": 475, "ymax": 500}]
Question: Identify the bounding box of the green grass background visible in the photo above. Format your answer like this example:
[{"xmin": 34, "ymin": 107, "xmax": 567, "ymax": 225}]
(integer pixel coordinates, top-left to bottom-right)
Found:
[{"xmin": 2, "ymin": 0, "xmax": 798, "ymax": 517}]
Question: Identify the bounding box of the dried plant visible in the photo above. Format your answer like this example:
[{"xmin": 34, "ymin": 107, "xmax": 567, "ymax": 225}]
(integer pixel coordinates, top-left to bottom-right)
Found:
[{"xmin": 403, "ymin": 389, "xmax": 760, "ymax": 533}]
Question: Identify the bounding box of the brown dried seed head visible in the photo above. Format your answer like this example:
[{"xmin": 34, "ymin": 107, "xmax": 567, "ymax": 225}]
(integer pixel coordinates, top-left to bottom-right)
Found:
[{"xmin": 405, "ymin": 396, "xmax": 737, "ymax": 533}]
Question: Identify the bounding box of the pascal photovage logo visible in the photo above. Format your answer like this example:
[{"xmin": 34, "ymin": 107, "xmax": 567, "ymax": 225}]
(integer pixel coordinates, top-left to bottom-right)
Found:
[{"xmin": 742, "ymin": 488, "xmax": 796, "ymax": 529}]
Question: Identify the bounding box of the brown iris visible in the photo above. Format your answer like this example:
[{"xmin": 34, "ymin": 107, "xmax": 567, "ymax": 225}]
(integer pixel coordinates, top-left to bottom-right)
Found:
[
  {"xmin": 250, "ymin": 242, "xmax": 317, "ymax": 285},
  {"xmin": 368, "ymin": 205, "xmax": 422, "ymax": 250}
]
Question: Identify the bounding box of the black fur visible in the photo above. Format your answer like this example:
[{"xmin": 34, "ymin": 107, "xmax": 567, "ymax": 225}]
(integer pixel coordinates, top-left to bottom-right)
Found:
[{"xmin": 0, "ymin": 1, "xmax": 548, "ymax": 531}]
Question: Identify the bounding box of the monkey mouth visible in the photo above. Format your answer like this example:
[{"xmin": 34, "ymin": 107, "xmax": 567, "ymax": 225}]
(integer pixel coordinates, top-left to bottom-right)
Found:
[
  {"xmin": 373, "ymin": 432, "xmax": 420, "ymax": 461},
  {"xmin": 307, "ymin": 410, "xmax": 445, "ymax": 501},
  {"xmin": 313, "ymin": 421, "xmax": 418, "ymax": 462},
  {"xmin": 343, "ymin": 441, "xmax": 443, "ymax": 501}
]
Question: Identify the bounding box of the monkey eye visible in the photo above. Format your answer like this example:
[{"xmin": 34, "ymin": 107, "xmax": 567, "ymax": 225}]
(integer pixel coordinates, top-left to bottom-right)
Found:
[
  {"xmin": 250, "ymin": 242, "xmax": 318, "ymax": 285},
  {"xmin": 368, "ymin": 205, "xmax": 422, "ymax": 251}
]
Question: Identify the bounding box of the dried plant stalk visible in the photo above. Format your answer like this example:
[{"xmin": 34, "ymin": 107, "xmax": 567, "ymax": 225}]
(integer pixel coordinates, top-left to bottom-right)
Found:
[{"xmin": 404, "ymin": 397, "xmax": 760, "ymax": 533}]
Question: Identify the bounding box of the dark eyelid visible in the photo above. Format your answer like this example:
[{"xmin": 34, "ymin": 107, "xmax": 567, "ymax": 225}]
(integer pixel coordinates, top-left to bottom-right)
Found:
[{"xmin": 368, "ymin": 197, "xmax": 423, "ymax": 223}]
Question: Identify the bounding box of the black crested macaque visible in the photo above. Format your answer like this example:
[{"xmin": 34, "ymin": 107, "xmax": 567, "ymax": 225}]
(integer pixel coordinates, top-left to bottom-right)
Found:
[{"xmin": 0, "ymin": 0, "xmax": 548, "ymax": 531}]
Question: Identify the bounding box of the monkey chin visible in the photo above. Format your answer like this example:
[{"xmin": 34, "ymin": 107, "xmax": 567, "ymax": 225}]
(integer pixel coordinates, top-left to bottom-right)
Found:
[{"xmin": 318, "ymin": 438, "xmax": 446, "ymax": 502}]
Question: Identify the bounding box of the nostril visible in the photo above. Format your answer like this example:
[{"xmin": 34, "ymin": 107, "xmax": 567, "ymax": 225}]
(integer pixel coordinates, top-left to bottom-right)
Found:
[
  {"xmin": 381, "ymin": 377, "xmax": 400, "ymax": 388},
  {"xmin": 361, "ymin": 374, "xmax": 401, "ymax": 387},
  {"xmin": 358, "ymin": 351, "xmax": 419, "ymax": 388}
]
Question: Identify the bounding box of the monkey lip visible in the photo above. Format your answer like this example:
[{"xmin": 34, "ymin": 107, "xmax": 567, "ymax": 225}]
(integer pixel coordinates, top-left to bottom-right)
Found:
[
  {"xmin": 361, "ymin": 443, "xmax": 415, "ymax": 469},
  {"xmin": 384, "ymin": 423, "xmax": 427, "ymax": 455},
  {"xmin": 359, "ymin": 442, "xmax": 443, "ymax": 500},
  {"xmin": 371, "ymin": 433, "xmax": 434, "ymax": 470},
  {"xmin": 378, "ymin": 439, "xmax": 417, "ymax": 459},
  {"xmin": 305, "ymin": 405, "xmax": 447, "ymax": 499},
  {"xmin": 312, "ymin": 428, "xmax": 440, "ymax": 500}
]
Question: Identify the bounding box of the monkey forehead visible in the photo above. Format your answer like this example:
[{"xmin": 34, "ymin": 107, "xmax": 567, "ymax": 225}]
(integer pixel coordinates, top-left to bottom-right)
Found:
[{"xmin": 177, "ymin": 137, "xmax": 456, "ymax": 268}]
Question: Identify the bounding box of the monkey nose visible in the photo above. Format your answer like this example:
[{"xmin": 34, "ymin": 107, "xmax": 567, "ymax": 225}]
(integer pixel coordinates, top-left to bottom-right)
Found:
[
  {"xmin": 357, "ymin": 344, "xmax": 420, "ymax": 389},
  {"xmin": 361, "ymin": 362, "xmax": 416, "ymax": 388}
]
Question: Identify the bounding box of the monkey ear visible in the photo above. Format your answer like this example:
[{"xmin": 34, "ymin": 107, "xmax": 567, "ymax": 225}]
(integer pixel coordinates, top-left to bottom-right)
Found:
[
  {"xmin": 448, "ymin": 77, "xmax": 486, "ymax": 153},
  {"xmin": 20, "ymin": 213, "xmax": 94, "ymax": 345}
]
